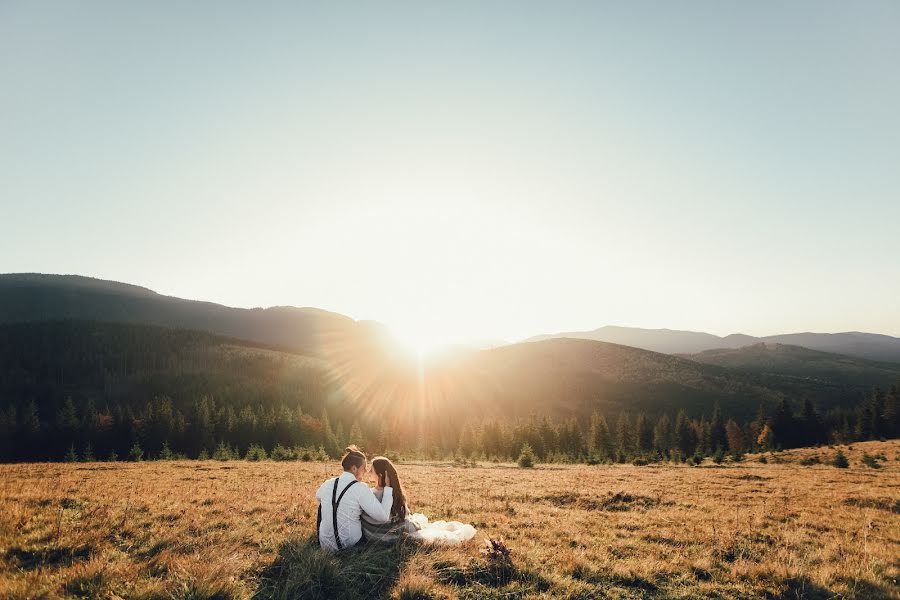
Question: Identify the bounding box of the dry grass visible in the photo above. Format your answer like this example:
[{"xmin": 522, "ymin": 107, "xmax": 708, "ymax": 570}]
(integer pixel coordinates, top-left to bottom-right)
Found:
[{"xmin": 1, "ymin": 440, "xmax": 898, "ymax": 599}]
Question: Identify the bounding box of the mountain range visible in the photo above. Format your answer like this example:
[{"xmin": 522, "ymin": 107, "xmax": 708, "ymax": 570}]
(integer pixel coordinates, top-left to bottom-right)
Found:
[
  {"xmin": 4, "ymin": 274, "xmax": 899, "ymax": 364},
  {"xmin": 1, "ymin": 273, "xmax": 898, "ymax": 424},
  {"xmin": 526, "ymin": 325, "xmax": 900, "ymax": 363},
  {"xmin": 0, "ymin": 273, "xmax": 365, "ymax": 356}
]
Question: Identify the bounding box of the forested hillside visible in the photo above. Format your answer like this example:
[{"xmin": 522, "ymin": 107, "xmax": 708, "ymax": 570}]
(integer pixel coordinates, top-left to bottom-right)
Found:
[
  {"xmin": 685, "ymin": 343, "xmax": 900, "ymax": 388},
  {"xmin": 0, "ymin": 273, "xmax": 361, "ymax": 355},
  {"xmin": 0, "ymin": 321, "xmax": 897, "ymax": 463}
]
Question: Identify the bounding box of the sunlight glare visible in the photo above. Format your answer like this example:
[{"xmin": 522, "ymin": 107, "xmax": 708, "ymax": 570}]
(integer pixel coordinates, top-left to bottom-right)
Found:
[{"xmin": 388, "ymin": 321, "xmax": 457, "ymax": 359}]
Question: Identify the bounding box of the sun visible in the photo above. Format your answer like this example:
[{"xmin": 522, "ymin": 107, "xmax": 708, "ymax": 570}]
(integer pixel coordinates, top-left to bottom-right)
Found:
[{"xmin": 387, "ymin": 322, "xmax": 456, "ymax": 359}]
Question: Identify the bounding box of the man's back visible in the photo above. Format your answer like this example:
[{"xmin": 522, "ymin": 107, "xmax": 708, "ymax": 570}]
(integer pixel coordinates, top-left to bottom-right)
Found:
[{"xmin": 316, "ymin": 471, "xmax": 393, "ymax": 551}]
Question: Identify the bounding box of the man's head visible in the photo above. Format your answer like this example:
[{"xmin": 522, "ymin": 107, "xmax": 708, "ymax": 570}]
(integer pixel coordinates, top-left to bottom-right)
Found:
[{"xmin": 341, "ymin": 445, "xmax": 368, "ymax": 481}]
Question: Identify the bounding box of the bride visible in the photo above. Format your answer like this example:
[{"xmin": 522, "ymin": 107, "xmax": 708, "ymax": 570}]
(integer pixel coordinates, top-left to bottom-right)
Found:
[{"xmin": 361, "ymin": 456, "xmax": 476, "ymax": 545}]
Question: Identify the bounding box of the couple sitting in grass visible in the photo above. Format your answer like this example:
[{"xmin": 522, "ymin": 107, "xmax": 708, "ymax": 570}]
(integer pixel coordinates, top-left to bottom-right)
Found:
[{"xmin": 316, "ymin": 445, "xmax": 476, "ymax": 551}]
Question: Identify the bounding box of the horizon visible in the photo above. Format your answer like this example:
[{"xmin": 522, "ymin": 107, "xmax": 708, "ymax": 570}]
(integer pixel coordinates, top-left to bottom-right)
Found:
[
  {"xmin": 2, "ymin": 2, "xmax": 899, "ymax": 347},
  {"xmin": 4, "ymin": 271, "xmax": 898, "ymax": 346}
]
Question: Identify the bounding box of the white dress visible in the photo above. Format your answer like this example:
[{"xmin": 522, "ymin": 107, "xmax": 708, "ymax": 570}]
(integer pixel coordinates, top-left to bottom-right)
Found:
[
  {"xmin": 367, "ymin": 488, "xmax": 477, "ymax": 545},
  {"xmin": 407, "ymin": 512, "xmax": 477, "ymax": 545}
]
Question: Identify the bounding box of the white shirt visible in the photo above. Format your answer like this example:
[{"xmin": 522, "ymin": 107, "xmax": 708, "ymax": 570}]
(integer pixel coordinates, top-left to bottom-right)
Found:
[{"xmin": 316, "ymin": 471, "xmax": 393, "ymax": 551}]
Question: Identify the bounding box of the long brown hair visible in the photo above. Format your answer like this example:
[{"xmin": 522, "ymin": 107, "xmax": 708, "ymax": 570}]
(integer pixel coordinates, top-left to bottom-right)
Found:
[{"xmin": 372, "ymin": 456, "xmax": 407, "ymax": 521}]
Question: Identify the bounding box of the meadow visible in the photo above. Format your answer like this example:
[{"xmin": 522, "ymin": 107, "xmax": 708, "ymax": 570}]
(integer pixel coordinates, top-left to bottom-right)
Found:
[{"xmin": 1, "ymin": 441, "xmax": 897, "ymax": 600}]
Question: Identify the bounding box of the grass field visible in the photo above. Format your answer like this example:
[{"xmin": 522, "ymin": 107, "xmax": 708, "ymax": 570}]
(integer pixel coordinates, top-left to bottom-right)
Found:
[{"xmin": 1, "ymin": 441, "xmax": 898, "ymax": 600}]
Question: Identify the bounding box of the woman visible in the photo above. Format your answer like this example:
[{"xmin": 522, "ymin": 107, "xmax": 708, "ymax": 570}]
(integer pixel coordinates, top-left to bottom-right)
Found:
[
  {"xmin": 361, "ymin": 456, "xmax": 476, "ymax": 545},
  {"xmin": 361, "ymin": 456, "xmax": 420, "ymax": 543}
]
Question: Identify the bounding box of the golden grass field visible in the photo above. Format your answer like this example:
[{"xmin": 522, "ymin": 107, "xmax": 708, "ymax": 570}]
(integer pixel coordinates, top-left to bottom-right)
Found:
[{"xmin": 1, "ymin": 441, "xmax": 898, "ymax": 600}]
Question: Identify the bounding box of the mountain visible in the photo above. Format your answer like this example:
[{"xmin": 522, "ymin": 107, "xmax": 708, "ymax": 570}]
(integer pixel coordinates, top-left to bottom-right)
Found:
[
  {"xmin": 1, "ymin": 273, "xmax": 895, "ymax": 422},
  {"xmin": 684, "ymin": 343, "xmax": 900, "ymax": 390},
  {"xmin": 527, "ymin": 325, "xmax": 727, "ymax": 354},
  {"xmin": 0, "ymin": 273, "xmax": 363, "ymax": 356},
  {"xmin": 756, "ymin": 332, "xmax": 900, "ymax": 363},
  {"xmin": 526, "ymin": 325, "xmax": 900, "ymax": 363},
  {"xmin": 0, "ymin": 320, "xmax": 853, "ymax": 429},
  {"xmin": 466, "ymin": 338, "xmax": 896, "ymax": 422},
  {"xmin": 1, "ymin": 319, "xmax": 894, "ymax": 462},
  {"xmin": 466, "ymin": 338, "xmax": 779, "ymax": 421}
]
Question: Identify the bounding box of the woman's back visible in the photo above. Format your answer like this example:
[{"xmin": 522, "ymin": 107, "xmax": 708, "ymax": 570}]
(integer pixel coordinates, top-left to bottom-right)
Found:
[{"xmin": 361, "ymin": 488, "xmax": 419, "ymax": 543}]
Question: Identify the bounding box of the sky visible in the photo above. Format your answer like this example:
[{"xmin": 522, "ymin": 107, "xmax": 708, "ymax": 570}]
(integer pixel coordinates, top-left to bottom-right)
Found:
[{"xmin": 2, "ymin": 2, "xmax": 899, "ymax": 349}]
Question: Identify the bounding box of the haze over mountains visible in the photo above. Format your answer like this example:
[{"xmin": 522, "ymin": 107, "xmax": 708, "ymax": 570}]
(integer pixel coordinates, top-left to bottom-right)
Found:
[
  {"xmin": 0, "ymin": 273, "xmax": 366, "ymax": 356},
  {"xmin": 4, "ymin": 274, "xmax": 899, "ymax": 363},
  {"xmin": 527, "ymin": 325, "xmax": 900, "ymax": 364},
  {"xmin": 0, "ymin": 273, "xmax": 898, "ymax": 438}
]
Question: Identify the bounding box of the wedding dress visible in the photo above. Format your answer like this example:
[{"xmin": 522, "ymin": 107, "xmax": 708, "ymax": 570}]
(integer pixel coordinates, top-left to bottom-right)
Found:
[
  {"xmin": 364, "ymin": 488, "xmax": 477, "ymax": 545},
  {"xmin": 407, "ymin": 512, "xmax": 477, "ymax": 544}
]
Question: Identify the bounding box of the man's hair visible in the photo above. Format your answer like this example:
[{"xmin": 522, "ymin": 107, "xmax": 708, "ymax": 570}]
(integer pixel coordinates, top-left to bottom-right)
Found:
[{"xmin": 341, "ymin": 445, "xmax": 366, "ymax": 471}]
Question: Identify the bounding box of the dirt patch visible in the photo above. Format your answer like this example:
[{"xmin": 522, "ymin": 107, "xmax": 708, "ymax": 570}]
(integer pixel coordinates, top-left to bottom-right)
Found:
[
  {"xmin": 843, "ymin": 497, "xmax": 899, "ymax": 514},
  {"xmin": 542, "ymin": 491, "xmax": 662, "ymax": 511},
  {"xmin": 729, "ymin": 474, "xmax": 772, "ymax": 481}
]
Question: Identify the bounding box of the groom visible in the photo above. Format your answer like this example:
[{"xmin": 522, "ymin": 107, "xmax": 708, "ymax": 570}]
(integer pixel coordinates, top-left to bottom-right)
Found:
[{"xmin": 316, "ymin": 445, "xmax": 393, "ymax": 551}]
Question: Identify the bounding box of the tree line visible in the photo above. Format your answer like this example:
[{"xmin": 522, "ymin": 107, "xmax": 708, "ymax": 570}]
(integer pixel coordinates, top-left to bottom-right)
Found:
[
  {"xmin": 0, "ymin": 321, "xmax": 897, "ymax": 462},
  {"xmin": 0, "ymin": 384, "xmax": 896, "ymax": 463}
]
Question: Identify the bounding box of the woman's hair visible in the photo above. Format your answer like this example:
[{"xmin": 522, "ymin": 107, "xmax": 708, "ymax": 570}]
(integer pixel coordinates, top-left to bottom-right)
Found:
[
  {"xmin": 341, "ymin": 445, "xmax": 367, "ymax": 471},
  {"xmin": 372, "ymin": 456, "xmax": 407, "ymax": 521}
]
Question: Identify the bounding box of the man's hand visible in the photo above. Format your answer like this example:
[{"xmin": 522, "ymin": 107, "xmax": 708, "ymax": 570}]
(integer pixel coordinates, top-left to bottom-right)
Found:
[{"xmin": 385, "ymin": 472, "xmax": 392, "ymax": 488}]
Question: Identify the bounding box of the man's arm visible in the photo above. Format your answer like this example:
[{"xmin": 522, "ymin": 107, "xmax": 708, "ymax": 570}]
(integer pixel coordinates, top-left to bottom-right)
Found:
[
  {"xmin": 358, "ymin": 485, "xmax": 393, "ymax": 523},
  {"xmin": 315, "ymin": 479, "xmax": 331, "ymax": 503}
]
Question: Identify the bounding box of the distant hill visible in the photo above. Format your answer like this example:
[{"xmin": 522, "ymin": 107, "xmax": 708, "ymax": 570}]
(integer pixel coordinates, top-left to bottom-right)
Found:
[
  {"xmin": 526, "ymin": 325, "xmax": 900, "ymax": 363},
  {"xmin": 0, "ymin": 273, "xmax": 363, "ymax": 356},
  {"xmin": 684, "ymin": 343, "xmax": 900, "ymax": 390},
  {"xmin": 465, "ymin": 338, "xmax": 890, "ymax": 422}
]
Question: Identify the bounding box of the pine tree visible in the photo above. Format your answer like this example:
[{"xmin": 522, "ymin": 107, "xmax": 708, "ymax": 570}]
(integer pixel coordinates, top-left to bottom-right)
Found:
[
  {"xmin": 64, "ymin": 444, "xmax": 78, "ymax": 462},
  {"xmin": 854, "ymin": 401, "xmax": 872, "ymax": 441},
  {"xmin": 674, "ymin": 410, "xmax": 694, "ymax": 460},
  {"xmin": 562, "ymin": 418, "xmax": 583, "ymax": 459},
  {"xmin": 698, "ymin": 417, "xmax": 712, "ymax": 454},
  {"xmin": 832, "ymin": 450, "xmax": 849, "ymax": 468},
  {"xmin": 159, "ymin": 440, "xmax": 175, "ymax": 460},
  {"xmin": 589, "ymin": 413, "xmax": 613, "ymax": 461},
  {"xmin": 653, "ymin": 414, "xmax": 672, "ymax": 457},
  {"xmin": 725, "ymin": 419, "xmax": 744, "ymax": 456},
  {"xmin": 57, "ymin": 397, "xmax": 79, "ymax": 446},
  {"xmin": 321, "ymin": 409, "xmax": 341, "ymax": 458},
  {"xmin": 839, "ymin": 415, "xmax": 853, "ymax": 444},
  {"xmin": 458, "ymin": 423, "xmax": 477, "ymax": 458},
  {"xmin": 539, "ymin": 417, "xmax": 558, "ymax": 458},
  {"xmin": 635, "ymin": 414, "xmax": 653, "ymax": 455},
  {"xmin": 800, "ymin": 397, "xmax": 823, "ymax": 446},
  {"xmin": 710, "ymin": 402, "xmax": 726, "ymax": 452},
  {"xmin": 615, "ymin": 413, "xmax": 633, "ymax": 457},
  {"xmin": 517, "ymin": 443, "xmax": 535, "ymax": 468},
  {"xmin": 334, "ymin": 422, "xmax": 346, "ymax": 449},
  {"xmin": 883, "ymin": 385, "xmax": 899, "ymax": 439},
  {"xmin": 128, "ymin": 441, "xmax": 144, "ymax": 462},
  {"xmin": 81, "ymin": 442, "xmax": 95, "ymax": 462},
  {"xmin": 348, "ymin": 420, "xmax": 364, "ymax": 447},
  {"xmin": 770, "ymin": 398, "xmax": 795, "ymax": 449}
]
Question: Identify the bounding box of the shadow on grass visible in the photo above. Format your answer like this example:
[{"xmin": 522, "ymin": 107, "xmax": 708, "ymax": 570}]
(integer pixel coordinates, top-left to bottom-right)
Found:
[
  {"xmin": 252, "ymin": 535, "xmax": 417, "ymax": 600},
  {"xmin": 774, "ymin": 576, "xmax": 893, "ymax": 600}
]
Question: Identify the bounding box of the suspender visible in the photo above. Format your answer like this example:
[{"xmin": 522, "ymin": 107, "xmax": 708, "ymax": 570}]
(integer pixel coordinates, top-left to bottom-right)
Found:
[{"xmin": 331, "ymin": 478, "xmax": 358, "ymax": 550}]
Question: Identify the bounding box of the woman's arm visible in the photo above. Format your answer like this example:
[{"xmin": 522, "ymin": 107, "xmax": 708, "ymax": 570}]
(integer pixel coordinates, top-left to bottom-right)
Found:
[{"xmin": 358, "ymin": 485, "xmax": 393, "ymax": 523}]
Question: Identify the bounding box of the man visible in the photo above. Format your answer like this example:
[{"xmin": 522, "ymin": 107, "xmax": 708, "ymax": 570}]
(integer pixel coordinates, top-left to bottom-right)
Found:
[{"xmin": 316, "ymin": 445, "xmax": 393, "ymax": 551}]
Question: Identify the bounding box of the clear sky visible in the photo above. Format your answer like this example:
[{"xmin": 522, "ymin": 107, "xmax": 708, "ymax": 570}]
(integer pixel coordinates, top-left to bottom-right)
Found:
[{"xmin": 2, "ymin": 2, "xmax": 899, "ymax": 349}]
